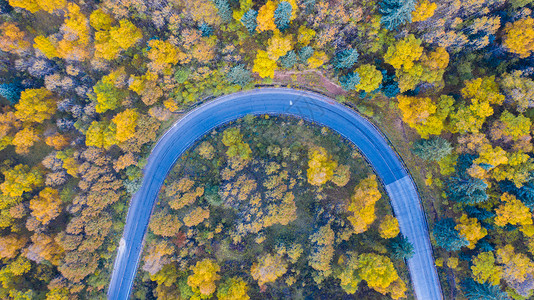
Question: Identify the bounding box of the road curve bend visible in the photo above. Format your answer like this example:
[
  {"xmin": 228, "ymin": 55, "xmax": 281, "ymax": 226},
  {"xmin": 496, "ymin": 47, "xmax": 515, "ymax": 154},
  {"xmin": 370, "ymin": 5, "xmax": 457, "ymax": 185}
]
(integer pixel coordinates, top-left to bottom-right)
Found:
[{"xmin": 107, "ymin": 88, "xmax": 442, "ymax": 300}]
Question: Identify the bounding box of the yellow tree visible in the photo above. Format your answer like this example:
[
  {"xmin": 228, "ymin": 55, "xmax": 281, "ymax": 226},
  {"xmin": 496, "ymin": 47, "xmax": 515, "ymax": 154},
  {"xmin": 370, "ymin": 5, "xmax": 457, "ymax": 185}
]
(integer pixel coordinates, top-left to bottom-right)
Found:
[
  {"xmin": 411, "ymin": 0, "xmax": 437, "ymax": 22},
  {"xmin": 0, "ymin": 235, "xmax": 27, "ymax": 259},
  {"xmin": 257, "ymin": 0, "xmax": 277, "ymax": 32},
  {"xmin": 85, "ymin": 120, "xmax": 118, "ymax": 149},
  {"xmin": 503, "ymin": 17, "xmax": 534, "ymax": 58},
  {"xmin": 112, "ymin": 109, "xmax": 138, "ymax": 142},
  {"xmin": 33, "ymin": 36, "xmax": 58, "ymax": 59},
  {"xmin": 94, "ymin": 31, "xmax": 121, "ymax": 60},
  {"xmin": 494, "ymin": 193, "xmax": 532, "ymax": 227},
  {"xmin": 30, "ymin": 187, "xmax": 62, "ymax": 225},
  {"xmin": 45, "ymin": 134, "xmax": 69, "ymax": 150},
  {"xmin": 347, "ymin": 175, "xmax": 382, "ymax": 234},
  {"xmin": 449, "ymin": 102, "xmax": 494, "ymax": 134},
  {"xmin": 496, "ymin": 245, "xmax": 534, "ymax": 284},
  {"xmin": 384, "ymin": 35, "xmax": 424, "ymax": 70},
  {"xmin": 0, "ymin": 22, "xmax": 30, "ymax": 54},
  {"xmin": 149, "ymin": 209, "xmax": 182, "ymax": 237},
  {"xmin": 379, "ymin": 215, "xmax": 400, "ymax": 239},
  {"xmin": 253, "ymin": 50, "xmax": 278, "ymax": 78},
  {"xmin": 9, "ymin": 0, "xmax": 65, "ymax": 13},
  {"xmin": 307, "ymin": 147, "xmax": 338, "ymax": 186},
  {"xmin": 91, "ymin": 69, "xmax": 128, "ymax": 113},
  {"xmin": 8, "ymin": 0, "xmax": 41, "ymax": 13},
  {"xmin": 0, "ymin": 164, "xmax": 43, "ymax": 198},
  {"xmin": 183, "ymin": 207, "xmax": 210, "ymax": 227},
  {"xmin": 35, "ymin": 0, "xmax": 66, "ymax": 13},
  {"xmin": 167, "ymin": 178, "xmax": 204, "ymax": 210},
  {"xmin": 147, "ymin": 40, "xmax": 181, "ymax": 74},
  {"xmin": 355, "ymin": 64, "xmax": 383, "ymax": 93},
  {"xmin": 499, "ymin": 110, "xmax": 532, "ymax": 140},
  {"xmin": 474, "ymin": 144, "xmax": 508, "ymax": 167},
  {"xmin": 455, "ymin": 214, "xmax": 487, "ymax": 249},
  {"xmin": 187, "ymin": 259, "xmax": 221, "ymax": 297},
  {"xmin": 251, "ymin": 253, "xmax": 287, "ymax": 286},
  {"xmin": 109, "ymin": 20, "xmax": 143, "ymax": 50},
  {"xmin": 14, "ymin": 88, "xmax": 56, "ymax": 123},
  {"xmin": 471, "ymin": 252, "xmax": 502, "ymax": 286},
  {"xmin": 396, "ymin": 95, "xmax": 436, "ymax": 132},
  {"xmin": 56, "ymin": 3, "xmax": 91, "ymax": 61},
  {"xmin": 462, "ymin": 76, "xmax": 505, "ymax": 105},
  {"xmin": 94, "ymin": 19, "xmax": 142, "ymax": 60},
  {"xmin": 89, "ymin": 9, "xmax": 115, "ymax": 31},
  {"xmin": 12, "ymin": 127, "xmax": 39, "ymax": 154},
  {"xmin": 356, "ymin": 253, "xmax": 405, "ymax": 298},
  {"xmin": 217, "ymin": 277, "xmax": 250, "ymax": 300},
  {"xmin": 266, "ymin": 31, "xmax": 293, "ymax": 60}
]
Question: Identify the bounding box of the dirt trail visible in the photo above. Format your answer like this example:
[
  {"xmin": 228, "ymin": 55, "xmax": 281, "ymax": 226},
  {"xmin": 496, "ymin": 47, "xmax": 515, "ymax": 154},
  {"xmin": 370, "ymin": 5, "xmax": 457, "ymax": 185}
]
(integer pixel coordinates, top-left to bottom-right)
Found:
[{"xmin": 273, "ymin": 70, "xmax": 347, "ymax": 97}]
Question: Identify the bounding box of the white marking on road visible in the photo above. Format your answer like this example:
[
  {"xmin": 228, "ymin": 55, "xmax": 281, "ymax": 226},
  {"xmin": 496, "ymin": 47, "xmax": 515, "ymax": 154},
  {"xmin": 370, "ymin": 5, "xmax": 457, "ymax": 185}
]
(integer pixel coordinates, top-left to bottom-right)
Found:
[{"xmin": 289, "ymin": 100, "xmax": 293, "ymax": 105}]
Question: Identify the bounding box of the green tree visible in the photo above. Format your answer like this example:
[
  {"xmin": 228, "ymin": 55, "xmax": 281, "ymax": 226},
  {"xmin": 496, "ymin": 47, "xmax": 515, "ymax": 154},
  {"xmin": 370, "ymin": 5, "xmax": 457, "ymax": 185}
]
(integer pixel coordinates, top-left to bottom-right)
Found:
[
  {"xmin": 241, "ymin": 9, "xmax": 258, "ymax": 33},
  {"xmin": 432, "ymin": 218, "xmax": 469, "ymax": 251},
  {"xmin": 461, "ymin": 279, "xmax": 508, "ymax": 300},
  {"xmin": 332, "ymin": 48, "xmax": 359, "ymax": 69},
  {"xmin": 227, "ymin": 65, "xmax": 252, "ymax": 87},
  {"xmin": 274, "ymin": 1, "xmax": 292, "ymax": 31},
  {"xmin": 217, "ymin": 277, "xmax": 249, "ymax": 300},
  {"xmin": 411, "ymin": 136, "xmax": 452, "ymax": 162}
]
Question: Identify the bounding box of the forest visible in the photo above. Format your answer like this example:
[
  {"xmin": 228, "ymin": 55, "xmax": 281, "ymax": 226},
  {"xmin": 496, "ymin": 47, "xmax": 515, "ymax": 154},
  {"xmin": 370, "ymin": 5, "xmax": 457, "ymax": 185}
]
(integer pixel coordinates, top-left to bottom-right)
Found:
[
  {"xmin": 0, "ymin": 0, "xmax": 533, "ymax": 298},
  {"xmin": 133, "ymin": 115, "xmax": 411, "ymax": 299}
]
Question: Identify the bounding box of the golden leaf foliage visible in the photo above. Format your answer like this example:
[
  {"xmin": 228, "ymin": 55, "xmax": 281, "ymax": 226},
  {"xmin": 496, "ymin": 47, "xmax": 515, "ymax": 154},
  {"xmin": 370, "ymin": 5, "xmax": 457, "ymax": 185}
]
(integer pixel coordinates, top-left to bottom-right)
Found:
[
  {"xmin": 147, "ymin": 40, "xmax": 182, "ymax": 74},
  {"xmin": 30, "ymin": 187, "xmax": 62, "ymax": 225},
  {"xmin": 112, "ymin": 109, "xmax": 139, "ymax": 142},
  {"xmin": 84, "ymin": 120, "xmax": 118, "ymax": 149},
  {"xmin": 494, "ymin": 193, "xmax": 532, "ymax": 227},
  {"xmin": 384, "ymin": 35, "xmax": 423, "ymax": 70},
  {"xmin": 56, "ymin": 3, "xmax": 91, "ymax": 61},
  {"xmin": 89, "ymin": 9, "xmax": 115, "ymax": 31},
  {"xmin": 347, "ymin": 175, "xmax": 381, "ymax": 234},
  {"xmin": 379, "ymin": 215, "xmax": 400, "ymax": 239},
  {"xmin": 45, "ymin": 134, "xmax": 69, "ymax": 150},
  {"xmin": 503, "ymin": 17, "xmax": 534, "ymax": 58},
  {"xmin": 187, "ymin": 259, "xmax": 221, "ymax": 297},
  {"xmin": 253, "ymin": 50, "xmax": 278, "ymax": 78},
  {"xmin": 217, "ymin": 277, "xmax": 250, "ymax": 300},
  {"xmin": 0, "ymin": 235, "xmax": 27, "ymax": 259},
  {"xmin": 471, "ymin": 252, "xmax": 503, "ymax": 286},
  {"xmin": 0, "ymin": 164, "xmax": 43, "ymax": 198},
  {"xmin": 9, "ymin": 0, "xmax": 65, "ymax": 13},
  {"xmin": 251, "ymin": 253, "xmax": 287, "ymax": 286},
  {"xmin": 12, "ymin": 127, "xmax": 39, "ymax": 155},
  {"xmin": 411, "ymin": 0, "xmax": 437, "ymax": 22},
  {"xmin": 257, "ymin": 0, "xmax": 277, "ymax": 32},
  {"xmin": 0, "ymin": 22, "xmax": 30, "ymax": 53},
  {"xmin": 307, "ymin": 147, "xmax": 338, "ymax": 186},
  {"xmin": 167, "ymin": 178, "xmax": 204, "ymax": 210},
  {"xmin": 94, "ymin": 19, "xmax": 142, "ymax": 60},
  {"xmin": 496, "ymin": 245, "xmax": 534, "ymax": 284},
  {"xmin": 355, "ymin": 64, "xmax": 383, "ymax": 93},
  {"xmin": 297, "ymin": 25, "xmax": 316, "ymax": 46},
  {"xmin": 266, "ymin": 31, "xmax": 293, "ymax": 60},
  {"xmin": 149, "ymin": 209, "xmax": 182, "ymax": 237},
  {"xmin": 14, "ymin": 88, "xmax": 56, "ymax": 124},
  {"xmin": 33, "ymin": 36, "xmax": 58, "ymax": 59},
  {"xmin": 455, "ymin": 214, "xmax": 487, "ymax": 249},
  {"xmin": 183, "ymin": 207, "xmax": 210, "ymax": 227}
]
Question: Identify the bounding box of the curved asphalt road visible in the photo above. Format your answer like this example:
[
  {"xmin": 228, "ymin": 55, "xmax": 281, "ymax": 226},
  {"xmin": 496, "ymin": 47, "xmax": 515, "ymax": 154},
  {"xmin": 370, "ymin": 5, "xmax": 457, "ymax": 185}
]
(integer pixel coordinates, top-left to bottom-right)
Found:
[{"xmin": 107, "ymin": 88, "xmax": 442, "ymax": 300}]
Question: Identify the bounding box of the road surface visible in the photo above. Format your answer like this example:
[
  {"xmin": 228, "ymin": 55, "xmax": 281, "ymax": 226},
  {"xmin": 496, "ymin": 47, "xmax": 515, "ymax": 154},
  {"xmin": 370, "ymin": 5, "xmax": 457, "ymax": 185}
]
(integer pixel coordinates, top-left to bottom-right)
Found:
[{"xmin": 108, "ymin": 88, "xmax": 442, "ymax": 300}]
